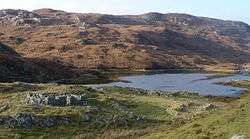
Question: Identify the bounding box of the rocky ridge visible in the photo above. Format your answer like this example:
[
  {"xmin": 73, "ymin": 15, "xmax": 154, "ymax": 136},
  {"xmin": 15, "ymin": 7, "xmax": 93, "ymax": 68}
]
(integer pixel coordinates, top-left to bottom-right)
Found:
[
  {"xmin": 0, "ymin": 112, "xmax": 71, "ymax": 128},
  {"xmin": 0, "ymin": 8, "xmax": 250, "ymax": 82}
]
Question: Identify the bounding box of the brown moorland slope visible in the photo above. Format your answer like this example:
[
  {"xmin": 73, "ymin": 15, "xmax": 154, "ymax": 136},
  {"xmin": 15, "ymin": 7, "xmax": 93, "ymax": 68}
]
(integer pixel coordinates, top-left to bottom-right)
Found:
[
  {"xmin": 0, "ymin": 42, "xmax": 81, "ymax": 82},
  {"xmin": 0, "ymin": 9, "xmax": 250, "ymax": 82}
]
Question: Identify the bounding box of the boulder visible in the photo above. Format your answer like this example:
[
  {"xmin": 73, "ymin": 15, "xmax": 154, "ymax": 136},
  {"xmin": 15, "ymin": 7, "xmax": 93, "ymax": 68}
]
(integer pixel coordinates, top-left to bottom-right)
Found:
[
  {"xmin": 8, "ymin": 36, "xmax": 25, "ymax": 45},
  {"xmin": 14, "ymin": 113, "xmax": 37, "ymax": 128},
  {"xmin": 80, "ymin": 38, "xmax": 96, "ymax": 45},
  {"xmin": 204, "ymin": 104, "xmax": 217, "ymax": 110},
  {"xmin": 39, "ymin": 116, "xmax": 71, "ymax": 127},
  {"xmin": 231, "ymin": 134, "xmax": 245, "ymax": 139},
  {"xmin": 0, "ymin": 113, "xmax": 36, "ymax": 128},
  {"xmin": 78, "ymin": 31, "xmax": 89, "ymax": 37},
  {"xmin": 0, "ymin": 105, "xmax": 9, "ymax": 113},
  {"xmin": 81, "ymin": 113, "xmax": 91, "ymax": 122},
  {"xmin": 176, "ymin": 104, "xmax": 189, "ymax": 112}
]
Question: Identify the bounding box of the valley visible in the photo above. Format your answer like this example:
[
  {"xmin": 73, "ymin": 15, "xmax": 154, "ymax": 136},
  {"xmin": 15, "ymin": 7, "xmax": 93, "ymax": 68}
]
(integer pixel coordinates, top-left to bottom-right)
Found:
[{"xmin": 0, "ymin": 8, "xmax": 250, "ymax": 139}]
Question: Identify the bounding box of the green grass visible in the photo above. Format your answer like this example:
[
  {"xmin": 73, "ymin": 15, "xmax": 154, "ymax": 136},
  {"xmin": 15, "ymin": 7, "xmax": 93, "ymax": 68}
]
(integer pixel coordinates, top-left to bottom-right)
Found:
[
  {"xmin": 0, "ymin": 83, "xmax": 224, "ymax": 139},
  {"xmin": 0, "ymin": 82, "xmax": 44, "ymax": 94},
  {"xmin": 143, "ymin": 80, "xmax": 250, "ymax": 139}
]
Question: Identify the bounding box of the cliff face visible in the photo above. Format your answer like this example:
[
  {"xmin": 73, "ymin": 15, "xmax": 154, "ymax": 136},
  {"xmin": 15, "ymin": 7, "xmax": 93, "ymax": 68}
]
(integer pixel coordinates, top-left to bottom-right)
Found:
[{"xmin": 0, "ymin": 9, "xmax": 250, "ymax": 82}]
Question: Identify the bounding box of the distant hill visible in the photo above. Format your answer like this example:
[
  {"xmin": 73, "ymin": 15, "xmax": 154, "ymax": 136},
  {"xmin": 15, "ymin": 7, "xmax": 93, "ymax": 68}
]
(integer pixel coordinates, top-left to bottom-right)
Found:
[{"xmin": 0, "ymin": 8, "xmax": 250, "ymax": 81}]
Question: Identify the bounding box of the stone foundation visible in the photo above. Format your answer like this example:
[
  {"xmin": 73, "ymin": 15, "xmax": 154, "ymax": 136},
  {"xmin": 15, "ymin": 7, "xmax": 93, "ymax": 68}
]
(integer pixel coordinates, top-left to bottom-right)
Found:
[{"xmin": 26, "ymin": 93, "xmax": 87, "ymax": 106}]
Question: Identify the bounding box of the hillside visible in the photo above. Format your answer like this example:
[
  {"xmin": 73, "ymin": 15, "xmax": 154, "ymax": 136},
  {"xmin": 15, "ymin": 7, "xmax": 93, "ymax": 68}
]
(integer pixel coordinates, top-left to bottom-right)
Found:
[
  {"xmin": 1, "ymin": 8, "xmax": 250, "ymax": 139},
  {"xmin": 0, "ymin": 8, "xmax": 250, "ymax": 82},
  {"xmin": 0, "ymin": 42, "xmax": 81, "ymax": 82}
]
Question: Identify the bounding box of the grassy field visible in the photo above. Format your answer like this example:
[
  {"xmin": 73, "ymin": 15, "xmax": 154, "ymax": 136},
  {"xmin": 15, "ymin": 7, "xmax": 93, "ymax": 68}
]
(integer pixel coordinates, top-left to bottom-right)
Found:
[
  {"xmin": 0, "ymin": 82, "xmax": 228, "ymax": 139},
  {"xmin": 143, "ymin": 80, "xmax": 250, "ymax": 139},
  {"xmin": 203, "ymin": 63, "xmax": 239, "ymax": 74}
]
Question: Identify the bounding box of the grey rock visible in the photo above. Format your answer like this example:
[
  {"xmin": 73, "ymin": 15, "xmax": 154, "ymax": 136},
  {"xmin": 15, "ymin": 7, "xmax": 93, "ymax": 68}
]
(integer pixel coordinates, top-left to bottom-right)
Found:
[
  {"xmin": 26, "ymin": 93, "xmax": 47, "ymax": 105},
  {"xmin": 14, "ymin": 113, "xmax": 37, "ymax": 128},
  {"xmin": 54, "ymin": 95, "xmax": 67, "ymax": 106},
  {"xmin": 176, "ymin": 104, "xmax": 189, "ymax": 112},
  {"xmin": 111, "ymin": 103, "xmax": 127, "ymax": 113},
  {"xmin": 231, "ymin": 134, "xmax": 245, "ymax": 139},
  {"xmin": 0, "ymin": 112, "xmax": 71, "ymax": 128},
  {"xmin": 204, "ymin": 104, "xmax": 217, "ymax": 110},
  {"xmin": 87, "ymin": 106, "xmax": 100, "ymax": 112},
  {"xmin": 26, "ymin": 93, "xmax": 87, "ymax": 107},
  {"xmin": 87, "ymin": 86, "xmax": 104, "ymax": 92},
  {"xmin": 78, "ymin": 31, "xmax": 89, "ymax": 37},
  {"xmin": 80, "ymin": 38, "xmax": 96, "ymax": 45},
  {"xmin": 108, "ymin": 113, "xmax": 144, "ymax": 128},
  {"xmin": 0, "ymin": 105, "xmax": 9, "ymax": 113},
  {"xmin": 40, "ymin": 116, "xmax": 71, "ymax": 127},
  {"xmin": 81, "ymin": 114, "xmax": 91, "ymax": 122},
  {"xmin": 0, "ymin": 113, "xmax": 37, "ymax": 128},
  {"xmin": 67, "ymin": 94, "xmax": 86, "ymax": 106},
  {"xmin": 8, "ymin": 36, "xmax": 25, "ymax": 45}
]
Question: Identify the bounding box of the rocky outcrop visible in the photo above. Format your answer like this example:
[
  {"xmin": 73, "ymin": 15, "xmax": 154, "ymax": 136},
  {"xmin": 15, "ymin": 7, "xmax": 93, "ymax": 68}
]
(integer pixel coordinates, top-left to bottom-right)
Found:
[
  {"xmin": 0, "ymin": 8, "xmax": 250, "ymax": 74},
  {"xmin": 175, "ymin": 104, "xmax": 189, "ymax": 112},
  {"xmin": 26, "ymin": 93, "xmax": 87, "ymax": 106},
  {"xmin": 203, "ymin": 103, "xmax": 217, "ymax": 110},
  {"xmin": 0, "ymin": 112, "xmax": 71, "ymax": 128},
  {"xmin": 108, "ymin": 112, "xmax": 144, "ymax": 128},
  {"xmin": 0, "ymin": 9, "xmax": 41, "ymax": 26}
]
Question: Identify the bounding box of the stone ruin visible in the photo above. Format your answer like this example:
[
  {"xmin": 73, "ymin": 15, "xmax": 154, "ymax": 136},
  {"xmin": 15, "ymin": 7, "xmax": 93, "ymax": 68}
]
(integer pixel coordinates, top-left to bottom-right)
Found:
[{"xmin": 26, "ymin": 93, "xmax": 87, "ymax": 107}]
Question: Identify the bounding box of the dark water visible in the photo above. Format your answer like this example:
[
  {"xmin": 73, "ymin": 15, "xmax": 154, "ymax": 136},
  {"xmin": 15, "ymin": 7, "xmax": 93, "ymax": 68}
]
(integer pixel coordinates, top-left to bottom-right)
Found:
[{"xmin": 90, "ymin": 73, "xmax": 250, "ymax": 97}]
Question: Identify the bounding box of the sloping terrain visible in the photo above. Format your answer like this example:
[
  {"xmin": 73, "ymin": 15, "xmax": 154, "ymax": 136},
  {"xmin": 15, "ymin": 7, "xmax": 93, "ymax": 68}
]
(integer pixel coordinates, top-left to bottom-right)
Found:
[
  {"xmin": 0, "ymin": 8, "xmax": 250, "ymax": 81},
  {"xmin": 0, "ymin": 42, "xmax": 80, "ymax": 82},
  {"xmin": 143, "ymin": 81, "xmax": 250, "ymax": 139},
  {"xmin": 0, "ymin": 83, "xmax": 227, "ymax": 139}
]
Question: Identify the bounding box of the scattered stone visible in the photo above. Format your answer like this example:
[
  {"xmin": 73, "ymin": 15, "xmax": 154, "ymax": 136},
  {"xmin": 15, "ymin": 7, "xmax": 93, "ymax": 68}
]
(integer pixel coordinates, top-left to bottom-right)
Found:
[
  {"xmin": 176, "ymin": 104, "xmax": 189, "ymax": 112},
  {"xmin": 79, "ymin": 22, "xmax": 98, "ymax": 29},
  {"xmin": 87, "ymin": 106, "xmax": 100, "ymax": 113},
  {"xmin": 0, "ymin": 112, "xmax": 71, "ymax": 128},
  {"xmin": 40, "ymin": 116, "xmax": 71, "ymax": 127},
  {"xmin": 8, "ymin": 36, "xmax": 25, "ymax": 45},
  {"xmin": 89, "ymin": 87, "xmax": 104, "ymax": 92},
  {"xmin": 80, "ymin": 38, "xmax": 96, "ymax": 45},
  {"xmin": 108, "ymin": 112, "xmax": 144, "ymax": 128},
  {"xmin": 204, "ymin": 103, "xmax": 217, "ymax": 110},
  {"xmin": 0, "ymin": 105, "xmax": 9, "ymax": 113},
  {"xmin": 78, "ymin": 31, "xmax": 89, "ymax": 37},
  {"xmin": 14, "ymin": 113, "xmax": 37, "ymax": 128},
  {"xmin": 231, "ymin": 134, "xmax": 245, "ymax": 139},
  {"xmin": 111, "ymin": 102, "xmax": 127, "ymax": 112},
  {"xmin": 112, "ymin": 43, "xmax": 126, "ymax": 48},
  {"xmin": 81, "ymin": 113, "xmax": 91, "ymax": 122}
]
